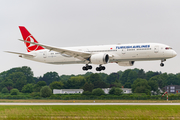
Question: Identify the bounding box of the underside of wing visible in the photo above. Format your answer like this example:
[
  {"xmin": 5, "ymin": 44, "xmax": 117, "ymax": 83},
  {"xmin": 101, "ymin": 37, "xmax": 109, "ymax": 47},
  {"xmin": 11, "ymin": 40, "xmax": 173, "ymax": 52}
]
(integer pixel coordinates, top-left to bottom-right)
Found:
[{"xmin": 19, "ymin": 39, "xmax": 91, "ymax": 62}]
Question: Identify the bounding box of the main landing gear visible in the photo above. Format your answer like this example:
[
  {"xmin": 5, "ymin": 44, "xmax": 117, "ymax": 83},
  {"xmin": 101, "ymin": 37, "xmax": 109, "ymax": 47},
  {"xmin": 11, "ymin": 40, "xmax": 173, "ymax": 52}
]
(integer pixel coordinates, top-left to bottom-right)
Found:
[
  {"xmin": 82, "ymin": 64, "xmax": 92, "ymax": 71},
  {"xmin": 82, "ymin": 64, "xmax": 106, "ymax": 71},
  {"xmin": 96, "ymin": 65, "xmax": 105, "ymax": 71},
  {"xmin": 160, "ymin": 59, "xmax": 166, "ymax": 67}
]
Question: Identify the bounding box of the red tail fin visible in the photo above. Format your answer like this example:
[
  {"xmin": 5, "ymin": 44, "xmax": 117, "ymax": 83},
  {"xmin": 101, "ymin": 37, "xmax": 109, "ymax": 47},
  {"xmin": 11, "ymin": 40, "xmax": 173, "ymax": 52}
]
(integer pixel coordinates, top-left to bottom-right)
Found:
[{"xmin": 19, "ymin": 26, "xmax": 44, "ymax": 52}]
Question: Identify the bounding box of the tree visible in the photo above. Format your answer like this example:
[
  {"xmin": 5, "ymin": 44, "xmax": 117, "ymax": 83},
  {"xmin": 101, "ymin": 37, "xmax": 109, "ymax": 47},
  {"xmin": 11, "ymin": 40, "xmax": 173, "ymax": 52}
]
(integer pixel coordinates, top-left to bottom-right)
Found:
[
  {"xmin": 87, "ymin": 73, "xmax": 102, "ymax": 84},
  {"xmin": 159, "ymin": 73, "xmax": 168, "ymax": 87},
  {"xmin": 82, "ymin": 91, "xmax": 92, "ymax": 95},
  {"xmin": 42, "ymin": 72, "xmax": 60, "ymax": 85},
  {"xmin": 0, "ymin": 79, "xmax": 13, "ymax": 92},
  {"xmin": 138, "ymin": 69, "xmax": 146, "ymax": 79},
  {"xmin": 157, "ymin": 78, "xmax": 163, "ymax": 89},
  {"xmin": 33, "ymin": 81, "xmax": 47, "ymax": 92},
  {"xmin": 109, "ymin": 87, "xmax": 123, "ymax": 95},
  {"xmin": 7, "ymin": 72, "xmax": 27, "ymax": 91},
  {"xmin": 85, "ymin": 73, "xmax": 108, "ymax": 89},
  {"xmin": 36, "ymin": 81, "xmax": 47, "ymax": 86},
  {"xmin": 176, "ymin": 74, "xmax": 180, "ymax": 85},
  {"xmin": 132, "ymin": 68, "xmax": 139, "ymax": 73},
  {"xmin": 22, "ymin": 84, "xmax": 34, "ymax": 93},
  {"xmin": 3, "ymin": 79, "xmax": 13, "ymax": 90},
  {"xmin": 149, "ymin": 75, "xmax": 167, "ymax": 89},
  {"xmin": 120, "ymin": 69, "xmax": 131, "ymax": 84},
  {"xmin": 40, "ymin": 86, "xmax": 52, "ymax": 97},
  {"xmin": 83, "ymin": 82, "xmax": 94, "ymax": 92},
  {"xmin": 167, "ymin": 74, "xmax": 179, "ymax": 85},
  {"xmin": 59, "ymin": 74, "xmax": 75, "ymax": 81},
  {"xmin": 117, "ymin": 70, "xmax": 123, "ymax": 77},
  {"xmin": 146, "ymin": 71, "xmax": 155, "ymax": 80},
  {"xmin": 21, "ymin": 66, "xmax": 35, "ymax": 84},
  {"xmin": 1, "ymin": 87, "xmax": 9, "ymax": 94},
  {"xmin": 65, "ymin": 76, "xmax": 86, "ymax": 89},
  {"xmin": 50, "ymin": 81, "xmax": 64, "ymax": 90},
  {"xmin": 98, "ymin": 73, "xmax": 108, "ymax": 82},
  {"xmin": 132, "ymin": 78, "xmax": 151, "ymax": 95},
  {"xmin": 148, "ymin": 79, "xmax": 158, "ymax": 92},
  {"xmin": 92, "ymin": 88, "xmax": 105, "ymax": 96},
  {"xmin": 10, "ymin": 88, "xmax": 19, "ymax": 95},
  {"xmin": 146, "ymin": 71, "xmax": 161, "ymax": 80},
  {"xmin": 34, "ymin": 76, "xmax": 43, "ymax": 83},
  {"xmin": 124, "ymin": 82, "xmax": 131, "ymax": 88},
  {"xmin": 110, "ymin": 82, "xmax": 122, "ymax": 88},
  {"xmin": 127, "ymin": 71, "xmax": 138, "ymax": 84},
  {"xmin": 0, "ymin": 66, "xmax": 35, "ymax": 84},
  {"xmin": 109, "ymin": 87, "xmax": 116, "ymax": 95},
  {"xmin": 114, "ymin": 88, "xmax": 123, "ymax": 95},
  {"xmin": 93, "ymin": 81, "xmax": 108, "ymax": 89},
  {"xmin": 106, "ymin": 73, "xmax": 120, "ymax": 84},
  {"xmin": 0, "ymin": 83, "xmax": 5, "ymax": 92},
  {"xmin": 84, "ymin": 72, "xmax": 93, "ymax": 77}
]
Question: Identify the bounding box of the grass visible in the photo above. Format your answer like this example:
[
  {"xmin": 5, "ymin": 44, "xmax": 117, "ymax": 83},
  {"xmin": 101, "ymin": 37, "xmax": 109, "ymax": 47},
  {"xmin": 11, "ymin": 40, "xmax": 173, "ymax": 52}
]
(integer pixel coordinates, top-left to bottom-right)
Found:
[
  {"xmin": 0, "ymin": 105, "xmax": 179, "ymax": 119},
  {"xmin": 0, "ymin": 99, "xmax": 179, "ymax": 103}
]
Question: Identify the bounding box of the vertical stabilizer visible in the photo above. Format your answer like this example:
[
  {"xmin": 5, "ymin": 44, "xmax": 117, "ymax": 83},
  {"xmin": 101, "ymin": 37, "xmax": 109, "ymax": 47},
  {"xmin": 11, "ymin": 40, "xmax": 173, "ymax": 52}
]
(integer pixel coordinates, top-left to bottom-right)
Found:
[{"xmin": 19, "ymin": 26, "xmax": 44, "ymax": 52}]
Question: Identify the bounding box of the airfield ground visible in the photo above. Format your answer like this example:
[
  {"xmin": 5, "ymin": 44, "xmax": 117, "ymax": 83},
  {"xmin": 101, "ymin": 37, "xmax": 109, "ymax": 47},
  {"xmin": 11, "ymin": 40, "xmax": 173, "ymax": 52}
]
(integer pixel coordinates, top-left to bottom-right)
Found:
[
  {"xmin": 0, "ymin": 100, "xmax": 179, "ymax": 119},
  {"xmin": 0, "ymin": 99, "xmax": 180, "ymax": 103},
  {"xmin": 0, "ymin": 105, "xmax": 179, "ymax": 120}
]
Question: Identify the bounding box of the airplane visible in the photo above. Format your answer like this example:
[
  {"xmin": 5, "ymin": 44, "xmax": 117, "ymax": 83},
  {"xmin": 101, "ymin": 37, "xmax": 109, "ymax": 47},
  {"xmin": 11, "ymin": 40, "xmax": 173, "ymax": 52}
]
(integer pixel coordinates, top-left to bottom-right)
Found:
[{"xmin": 5, "ymin": 26, "xmax": 177, "ymax": 71}]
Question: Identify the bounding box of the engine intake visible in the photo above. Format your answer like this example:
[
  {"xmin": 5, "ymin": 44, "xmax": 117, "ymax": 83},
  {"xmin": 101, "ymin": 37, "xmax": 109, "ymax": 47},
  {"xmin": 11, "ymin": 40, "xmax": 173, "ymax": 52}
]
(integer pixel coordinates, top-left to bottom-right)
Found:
[{"xmin": 90, "ymin": 53, "xmax": 109, "ymax": 64}]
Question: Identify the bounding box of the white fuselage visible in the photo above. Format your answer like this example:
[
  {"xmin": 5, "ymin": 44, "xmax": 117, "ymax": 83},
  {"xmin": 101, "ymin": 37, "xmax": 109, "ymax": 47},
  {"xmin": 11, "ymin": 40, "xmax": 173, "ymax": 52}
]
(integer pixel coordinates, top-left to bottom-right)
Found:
[{"xmin": 21, "ymin": 43, "xmax": 177, "ymax": 66}]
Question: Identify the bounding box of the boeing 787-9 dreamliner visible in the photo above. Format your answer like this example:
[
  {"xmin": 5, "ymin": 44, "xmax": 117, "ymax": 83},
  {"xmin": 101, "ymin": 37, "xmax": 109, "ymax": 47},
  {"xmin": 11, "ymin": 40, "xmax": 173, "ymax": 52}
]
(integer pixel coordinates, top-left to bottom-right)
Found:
[{"xmin": 6, "ymin": 26, "xmax": 177, "ymax": 71}]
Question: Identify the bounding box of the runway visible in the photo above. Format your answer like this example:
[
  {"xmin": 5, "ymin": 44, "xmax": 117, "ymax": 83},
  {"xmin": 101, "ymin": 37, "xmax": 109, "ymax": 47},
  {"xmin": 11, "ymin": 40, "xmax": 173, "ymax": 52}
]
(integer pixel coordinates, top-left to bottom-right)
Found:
[{"xmin": 0, "ymin": 103, "xmax": 180, "ymax": 105}]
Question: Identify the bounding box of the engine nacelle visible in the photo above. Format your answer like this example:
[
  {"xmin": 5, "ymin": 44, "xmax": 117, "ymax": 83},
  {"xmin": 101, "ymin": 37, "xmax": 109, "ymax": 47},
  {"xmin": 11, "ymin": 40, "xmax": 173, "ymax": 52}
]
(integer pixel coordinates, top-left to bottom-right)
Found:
[
  {"xmin": 90, "ymin": 53, "xmax": 109, "ymax": 64},
  {"xmin": 117, "ymin": 61, "xmax": 135, "ymax": 66}
]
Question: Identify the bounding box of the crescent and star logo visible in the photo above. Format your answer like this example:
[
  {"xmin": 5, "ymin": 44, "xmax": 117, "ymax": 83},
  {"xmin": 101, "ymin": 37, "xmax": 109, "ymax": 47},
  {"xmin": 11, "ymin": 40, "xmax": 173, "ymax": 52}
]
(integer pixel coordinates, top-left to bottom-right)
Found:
[{"xmin": 25, "ymin": 35, "xmax": 38, "ymax": 52}]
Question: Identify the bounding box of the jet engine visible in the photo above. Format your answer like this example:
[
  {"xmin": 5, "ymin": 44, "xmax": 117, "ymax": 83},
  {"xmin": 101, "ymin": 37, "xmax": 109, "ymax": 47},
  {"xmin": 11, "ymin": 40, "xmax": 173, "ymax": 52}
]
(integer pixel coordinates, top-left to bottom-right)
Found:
[
  {"xmin": 117, "ymin": 61, "xmax": 135, "ymax": 66},
  {"xmin": 90, "ymin": 53, "xmax": 109, "ymax": 64}
]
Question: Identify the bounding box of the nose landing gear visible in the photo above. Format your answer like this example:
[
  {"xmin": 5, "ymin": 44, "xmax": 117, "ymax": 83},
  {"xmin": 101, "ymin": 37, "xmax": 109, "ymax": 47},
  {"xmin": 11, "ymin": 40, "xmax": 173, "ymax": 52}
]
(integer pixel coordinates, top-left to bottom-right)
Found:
[
  {"xmin": 160, "ymin": 59, "xmax": 166, "ymax": 67},
  {"xmin": 160, "ymin": 63, "xmax": 164, "ymax": 67}
]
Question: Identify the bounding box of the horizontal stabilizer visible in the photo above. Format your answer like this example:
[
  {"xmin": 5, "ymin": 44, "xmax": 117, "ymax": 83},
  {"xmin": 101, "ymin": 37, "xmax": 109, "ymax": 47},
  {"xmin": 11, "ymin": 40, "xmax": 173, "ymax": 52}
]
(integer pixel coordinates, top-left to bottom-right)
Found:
[{"xmin": 4, "ymin": 51, "xmax": 35, "ymax": 57}]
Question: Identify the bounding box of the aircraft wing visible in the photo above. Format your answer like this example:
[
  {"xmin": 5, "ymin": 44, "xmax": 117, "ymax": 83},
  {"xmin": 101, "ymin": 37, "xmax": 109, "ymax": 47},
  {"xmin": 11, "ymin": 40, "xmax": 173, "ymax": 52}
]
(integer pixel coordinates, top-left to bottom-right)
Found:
[
  {"xmin": 5, "ymin": 51, "xmax": 35, "ymax": 57},
  {"xmin": 18, "ymin": 39, "xmax": 91, "ymax": 62}
]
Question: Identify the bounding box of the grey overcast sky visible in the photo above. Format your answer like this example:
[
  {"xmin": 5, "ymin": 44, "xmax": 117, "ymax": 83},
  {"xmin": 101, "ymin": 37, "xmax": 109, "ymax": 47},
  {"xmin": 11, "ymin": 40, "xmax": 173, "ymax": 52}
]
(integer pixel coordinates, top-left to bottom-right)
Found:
[{"xmin": 1, "ymin": 0, "xmax": 180, "ymax": 77}]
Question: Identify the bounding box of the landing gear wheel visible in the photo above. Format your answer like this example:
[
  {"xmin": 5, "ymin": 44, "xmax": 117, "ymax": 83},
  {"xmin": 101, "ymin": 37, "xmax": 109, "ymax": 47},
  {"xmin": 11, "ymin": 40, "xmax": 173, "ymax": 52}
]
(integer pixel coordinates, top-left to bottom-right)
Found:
[
  {"xmin": 87, "ymin": 65, "xmax": 92, "ymax": 70},
  {"xmin": 82, "ymin": 66, "xmax": 88, "ymax": 70},
  {"xmin": 101, "ymin": 66, "xmax": 105, "ymax": 70},
  {"xmin": 96, "ymin": 65, "xmax": 105, "ymax": 71},
  {"xmin": 160, "ymin": 63, "xmax": 164, "ymax": 67},
  {"xmin": 82, "ymin": 65, "xmax": 92, "ymax": 71},
  {"xmin": 96, "ymin": 67, "xmax": 101, "ymax": 71}
]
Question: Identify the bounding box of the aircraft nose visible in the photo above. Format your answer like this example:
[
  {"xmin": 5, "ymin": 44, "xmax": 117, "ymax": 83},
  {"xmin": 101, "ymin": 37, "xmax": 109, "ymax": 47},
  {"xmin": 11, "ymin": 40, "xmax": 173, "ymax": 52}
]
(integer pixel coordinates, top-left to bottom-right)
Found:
[{"xmin": 172, "ymin": 50, "xmax": 177, "ymax": 57}]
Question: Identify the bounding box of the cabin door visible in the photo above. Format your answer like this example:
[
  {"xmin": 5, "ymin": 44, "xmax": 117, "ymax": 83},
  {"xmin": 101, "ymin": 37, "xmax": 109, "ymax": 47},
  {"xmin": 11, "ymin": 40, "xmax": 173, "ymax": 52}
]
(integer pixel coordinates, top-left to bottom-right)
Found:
[
  {"xmin": 154, "ymin": 46, "xmax": 159, "ymax": 53},
  {"xmin": 43, "ymin": 51, "xmax": 47, "ymax": 61}
]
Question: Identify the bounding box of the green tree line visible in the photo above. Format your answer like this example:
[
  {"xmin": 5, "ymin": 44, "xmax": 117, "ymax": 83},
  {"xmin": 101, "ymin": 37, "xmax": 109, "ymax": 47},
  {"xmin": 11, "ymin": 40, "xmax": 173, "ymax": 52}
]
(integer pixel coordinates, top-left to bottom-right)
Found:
[{"xmin": 0, "ymin": 66, "xmax": 180, "ymax": 97}]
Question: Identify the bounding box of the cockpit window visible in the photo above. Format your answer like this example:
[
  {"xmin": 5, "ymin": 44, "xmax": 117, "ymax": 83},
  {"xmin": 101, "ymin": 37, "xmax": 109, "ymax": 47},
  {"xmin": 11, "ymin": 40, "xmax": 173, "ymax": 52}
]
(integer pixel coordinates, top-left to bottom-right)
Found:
[{"xmin": 165, "ymin": 47, "xmax": 172, "ymax": 50}]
